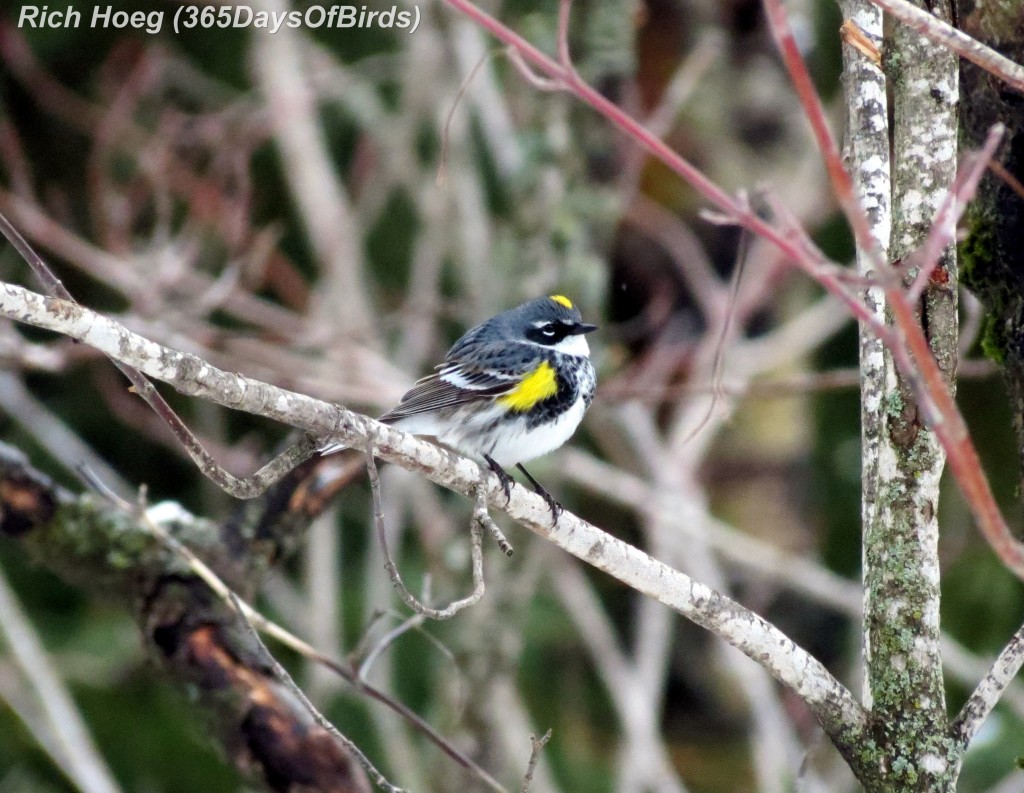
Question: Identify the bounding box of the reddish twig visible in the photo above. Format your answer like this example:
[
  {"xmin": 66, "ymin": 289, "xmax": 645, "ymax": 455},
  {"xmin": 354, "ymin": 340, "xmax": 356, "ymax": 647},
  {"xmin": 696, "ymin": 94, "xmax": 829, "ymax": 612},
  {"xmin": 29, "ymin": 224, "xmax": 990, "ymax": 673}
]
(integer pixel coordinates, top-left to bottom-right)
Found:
[
  {"xmin": 757, "ymin": 1, "xmax": 1023, "ymax": 575},
  {"xmin": 888, "ymin": 293, "xmax": 1024, "ymax": 576},
  {"xmin": 762, "ymin": 0, "xmax": 886, "ymax": 274},
  {"xmin": 440, "ymin": 0, "xmax": 1024, "ymax": 578},
  {"xmin": 989, "ymin": 160, "xmax": 1024, "ymax": 203},
  {"xmin": 906, "ymin": 125, "xmax": 1003, "ymax": 303},
  {"xmin": 440, "ymin": 0, "xmax": 889, "ymax": 337}
]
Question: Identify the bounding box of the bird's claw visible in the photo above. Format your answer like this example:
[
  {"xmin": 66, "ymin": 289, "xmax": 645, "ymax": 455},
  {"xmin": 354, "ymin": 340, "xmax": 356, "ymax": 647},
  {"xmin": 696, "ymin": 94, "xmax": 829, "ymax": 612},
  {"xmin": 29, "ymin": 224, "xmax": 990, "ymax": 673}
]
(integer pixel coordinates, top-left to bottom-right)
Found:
[
  {"xmin": 538, "ymin": 488, "xmax": 562, "ymax": 525},
  {"xmin": 485, "ymin": 455, "xmax": 514, "ymax": 505},
  {"xmin": 515, "ymin": 462, "xmax": 562, "ymax": 525}
]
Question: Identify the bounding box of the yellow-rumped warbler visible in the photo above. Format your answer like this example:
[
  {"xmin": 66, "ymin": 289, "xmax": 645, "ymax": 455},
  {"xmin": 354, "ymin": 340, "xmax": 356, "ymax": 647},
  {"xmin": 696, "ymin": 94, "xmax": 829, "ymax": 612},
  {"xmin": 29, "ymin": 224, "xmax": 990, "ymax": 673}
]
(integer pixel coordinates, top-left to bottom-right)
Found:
[{"xmin": 321, "ymin": 295, "xmax": 597, "ymax": 517}]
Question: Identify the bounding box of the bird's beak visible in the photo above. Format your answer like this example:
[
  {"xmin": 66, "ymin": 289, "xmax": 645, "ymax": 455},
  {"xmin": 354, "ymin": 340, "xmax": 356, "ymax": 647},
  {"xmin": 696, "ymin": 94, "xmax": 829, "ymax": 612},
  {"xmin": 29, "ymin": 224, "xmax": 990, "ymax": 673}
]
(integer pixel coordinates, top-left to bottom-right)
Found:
[{"xmin": 575, "ymin": 323, "xmax": 598, "ymax": 335}]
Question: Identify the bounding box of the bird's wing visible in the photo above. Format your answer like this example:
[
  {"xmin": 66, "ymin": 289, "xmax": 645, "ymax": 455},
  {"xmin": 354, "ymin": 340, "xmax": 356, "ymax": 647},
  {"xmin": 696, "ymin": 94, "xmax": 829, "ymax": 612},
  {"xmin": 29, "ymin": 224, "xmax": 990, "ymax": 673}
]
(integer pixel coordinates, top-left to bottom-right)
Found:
[{"xmin": 378, "ymin": 351, "xmax": 521, "ymax": 423}]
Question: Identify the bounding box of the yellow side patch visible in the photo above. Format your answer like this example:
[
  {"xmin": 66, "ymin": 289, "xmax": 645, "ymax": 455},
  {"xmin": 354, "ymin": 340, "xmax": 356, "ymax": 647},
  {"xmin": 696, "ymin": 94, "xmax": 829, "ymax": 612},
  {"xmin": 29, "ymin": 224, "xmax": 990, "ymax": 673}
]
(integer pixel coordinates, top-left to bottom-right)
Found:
[
  {"xmin": 498, "ymin": 361, "xmax": 558, "ymax": 412},
  {"xmin": 549, "ymin": 294, "xmax": 573, "ymax": 309}
]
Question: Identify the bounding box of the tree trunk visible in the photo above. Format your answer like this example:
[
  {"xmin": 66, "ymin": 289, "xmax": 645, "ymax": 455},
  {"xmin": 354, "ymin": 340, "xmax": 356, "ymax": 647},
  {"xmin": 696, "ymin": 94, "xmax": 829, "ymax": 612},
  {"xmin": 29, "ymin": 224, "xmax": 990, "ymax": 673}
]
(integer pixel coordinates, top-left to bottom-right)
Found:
[
  {"xmin": 845, "ymin": 0, "xmax": 961, "ymax": 788},
  {"xmin": 957, "ymin": 0, "xmax": 1024, "ymax": 498}
]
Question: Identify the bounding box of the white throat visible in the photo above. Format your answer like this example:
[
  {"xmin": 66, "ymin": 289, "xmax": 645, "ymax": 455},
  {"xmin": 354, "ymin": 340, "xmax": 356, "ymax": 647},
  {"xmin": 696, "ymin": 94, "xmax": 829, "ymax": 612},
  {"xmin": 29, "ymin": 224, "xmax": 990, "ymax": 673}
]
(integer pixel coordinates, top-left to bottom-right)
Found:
[{"xmin": 553, "ymin": 333, "xmax": 590, "ymax": 357}]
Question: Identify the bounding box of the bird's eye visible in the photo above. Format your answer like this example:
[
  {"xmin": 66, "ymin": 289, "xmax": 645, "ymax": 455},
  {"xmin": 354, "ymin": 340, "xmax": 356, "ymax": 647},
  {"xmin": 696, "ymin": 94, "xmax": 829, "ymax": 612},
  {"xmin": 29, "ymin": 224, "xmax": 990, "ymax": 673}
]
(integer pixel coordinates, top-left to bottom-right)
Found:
[{"xmin": 540, "ymin": 324, "xmax": 557, "ymax": 337}]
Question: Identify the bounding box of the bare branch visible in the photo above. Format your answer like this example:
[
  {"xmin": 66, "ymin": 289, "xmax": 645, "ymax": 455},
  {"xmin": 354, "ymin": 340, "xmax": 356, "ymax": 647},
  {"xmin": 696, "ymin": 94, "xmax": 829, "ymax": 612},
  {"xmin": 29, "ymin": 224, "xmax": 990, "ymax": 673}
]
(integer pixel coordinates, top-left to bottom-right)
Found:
[
  {"xmin": 367, "ymin": 438, "xmax": 486, "ymax": 620},
  {"xmin": 230, "ymin": 592, "xmax": 400, "ymax": 793},
  {"xmin": 951, "ymin": 622, "xmax": 1024, "ymax": 750},
  {"xmin": 906, "ymin": 125, "xmax": 1003, "ymax": 303},
  {"xmin": 0, "ymin": 280, "xmax": 868, "ymax": 753},
  {"xmin": 867, "ymin": 0, "xmax": 1024, "ymax": 93},
  {"xmin": 475, "ymin": 484, "xmax": 514, "ymax": 557},
  {"xmin": 356, "ymin": 611, "xmax": 429, "ymax": 683},
  {"xmin": 519, "ymin": 729, "xmax": 552, "ymax": 793}
]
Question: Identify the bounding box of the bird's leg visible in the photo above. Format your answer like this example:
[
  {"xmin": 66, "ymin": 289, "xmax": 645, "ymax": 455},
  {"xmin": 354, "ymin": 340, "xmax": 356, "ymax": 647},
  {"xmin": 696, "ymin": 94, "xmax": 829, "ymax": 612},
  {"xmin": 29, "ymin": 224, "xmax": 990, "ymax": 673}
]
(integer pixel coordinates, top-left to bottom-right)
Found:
[
  {"xmin": 484, "ymin": 454, "xmax": 514, "ymax": 505},
  {"xmin": 516, "ymin": 463, "xmax": 562, "ymax": 524}
]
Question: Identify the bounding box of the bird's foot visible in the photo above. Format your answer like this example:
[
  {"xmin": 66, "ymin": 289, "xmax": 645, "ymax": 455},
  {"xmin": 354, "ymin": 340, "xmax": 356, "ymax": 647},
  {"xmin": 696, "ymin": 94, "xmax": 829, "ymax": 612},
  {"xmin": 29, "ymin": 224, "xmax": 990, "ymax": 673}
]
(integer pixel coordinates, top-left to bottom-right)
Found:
[
  {"xmin": 484, "ymin": 455, "xmax": 514, "ymax": 505},
  {"xmin": 516, "ymin": 463, "xmax": 562, "ymax": 525}
]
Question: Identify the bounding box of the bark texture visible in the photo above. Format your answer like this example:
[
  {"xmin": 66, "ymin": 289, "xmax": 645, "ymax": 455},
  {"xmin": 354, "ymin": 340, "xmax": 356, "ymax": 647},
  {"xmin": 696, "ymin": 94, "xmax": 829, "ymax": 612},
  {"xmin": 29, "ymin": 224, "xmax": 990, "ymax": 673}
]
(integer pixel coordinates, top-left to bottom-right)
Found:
[
  {"xmin": 840, "ymin": 0, "xmax": 890, "ymax": 724},
  {"xmin": 844, "ymin": 0, "xmax": 961, "ymax": 788},
  {"xmin": 861, "ymin": 1, "xmax": 960, "ymax": 787},
  {"xmin": 957, "ymin": 0, "xmax": 1024, "ymax": 494},
  {"xmin": 0, "ymin": 443, "xmax": 370, "ymax": 793}
]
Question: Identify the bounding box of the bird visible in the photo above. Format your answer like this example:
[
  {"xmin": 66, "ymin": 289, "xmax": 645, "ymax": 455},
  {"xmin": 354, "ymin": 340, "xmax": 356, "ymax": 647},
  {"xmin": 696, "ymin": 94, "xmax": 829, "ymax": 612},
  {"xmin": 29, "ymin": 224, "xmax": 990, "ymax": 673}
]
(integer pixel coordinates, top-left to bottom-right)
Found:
[{"xmin": 320, "ymin": 295, "xmax": 597, "ymax": 519}]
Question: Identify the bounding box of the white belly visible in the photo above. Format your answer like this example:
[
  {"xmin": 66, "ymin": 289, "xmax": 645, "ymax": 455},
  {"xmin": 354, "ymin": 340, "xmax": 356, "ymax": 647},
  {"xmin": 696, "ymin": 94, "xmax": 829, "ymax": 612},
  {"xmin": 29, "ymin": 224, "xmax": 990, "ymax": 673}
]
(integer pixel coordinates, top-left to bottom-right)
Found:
[
  {"xmin": 390, "ymin": 394, "xmax": 588, "ymax": 468},
  {"xmin": 480, "ymin": 396, "xmax": 588, "ymax": 467}
]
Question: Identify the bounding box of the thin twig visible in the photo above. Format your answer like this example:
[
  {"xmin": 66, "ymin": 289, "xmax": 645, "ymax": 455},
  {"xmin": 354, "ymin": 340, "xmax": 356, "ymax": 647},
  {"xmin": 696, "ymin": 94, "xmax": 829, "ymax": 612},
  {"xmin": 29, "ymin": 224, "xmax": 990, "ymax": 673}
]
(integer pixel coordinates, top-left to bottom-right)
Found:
[
  {"xmin": 366, "ymin": 438, "xmax": 486, "ymax": 619},
  {"xmin": 439, "ymin": 49, "xmax": 492, "ymax": 185},
  {"xmin": 229, "ymin": 592, "xmax": 405, "ymax": 793},
  {"xmin": 0, "ymin": 209, "xmax": 316, "ymax": 498},
  {"xmin": 475, "ymin": 481, "xmax": 513, "ymax": 557},
  {"xmin": 866, "ymin": 0, "xmax": 1024, "ymax": 94},
  {"xmin": 951, "ymin": 622, "xmax": 1024, "ymax": 749},
  {"xmin": 519, "ymin": 729, "xmax": 552, "ymax": 793},
  {"xmin": 504, "ymin": 46, "xmax": 565, "ymax": 91},
  {"xmin": 680, "ymin": 226, "xmax": 749, "ymax": 444},
  {"xmin": 906, "ymin": 125, "xmax": 1003, "ymax": 303},
  {"xmin": 356, "ymin": 611, "xmax": 428, "ymax": 681},
  {"xmin": 78, "ymin": 466, "xmax": 508, "ymax": 793}
]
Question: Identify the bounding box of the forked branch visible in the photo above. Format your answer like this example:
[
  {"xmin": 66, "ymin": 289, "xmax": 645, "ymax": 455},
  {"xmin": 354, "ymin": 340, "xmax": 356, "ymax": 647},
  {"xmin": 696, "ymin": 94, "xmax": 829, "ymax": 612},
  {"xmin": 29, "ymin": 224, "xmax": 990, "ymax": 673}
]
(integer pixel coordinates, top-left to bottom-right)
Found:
[
  {"xmin": 440, "ymin": 0, "xmax": 1024, "ymax": 579},
  {"xmin": 0, "ymin": 277, "xmax": 869, "ymax": 762}
]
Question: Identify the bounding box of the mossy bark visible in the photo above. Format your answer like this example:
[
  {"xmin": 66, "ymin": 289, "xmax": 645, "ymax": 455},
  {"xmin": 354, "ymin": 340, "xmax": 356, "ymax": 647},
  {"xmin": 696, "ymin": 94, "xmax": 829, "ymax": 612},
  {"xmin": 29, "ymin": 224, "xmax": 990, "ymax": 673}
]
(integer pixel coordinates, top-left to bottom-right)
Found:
[
  {"xmin": 957, "ymin": 0, "xmax": 1024, "ymax": 495},
  {"xmin": 0, "ymin": 443, "xmax": 369, "ymax": 793}
]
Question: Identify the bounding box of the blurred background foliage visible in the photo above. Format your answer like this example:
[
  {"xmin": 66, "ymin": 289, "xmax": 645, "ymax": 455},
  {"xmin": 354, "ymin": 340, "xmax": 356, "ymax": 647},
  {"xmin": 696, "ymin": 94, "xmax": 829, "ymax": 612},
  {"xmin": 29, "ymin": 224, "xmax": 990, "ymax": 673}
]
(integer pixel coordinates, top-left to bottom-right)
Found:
[{"xmin": 1, "ymin": 0, "xmax": 1023, "ymax": 792}]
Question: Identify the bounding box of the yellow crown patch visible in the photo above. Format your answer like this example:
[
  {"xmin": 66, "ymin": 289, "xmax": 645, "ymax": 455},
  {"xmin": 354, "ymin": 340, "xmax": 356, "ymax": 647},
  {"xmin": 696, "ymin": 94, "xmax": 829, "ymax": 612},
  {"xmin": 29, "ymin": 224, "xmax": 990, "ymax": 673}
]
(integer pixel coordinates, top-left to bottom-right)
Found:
[
  {"xmin": 498, "ymin": 361, "xmax": 558, "ymax": 412},
  {"xmin": 549, "ymin": 294, "xmax": 573, "ymax": 309}
]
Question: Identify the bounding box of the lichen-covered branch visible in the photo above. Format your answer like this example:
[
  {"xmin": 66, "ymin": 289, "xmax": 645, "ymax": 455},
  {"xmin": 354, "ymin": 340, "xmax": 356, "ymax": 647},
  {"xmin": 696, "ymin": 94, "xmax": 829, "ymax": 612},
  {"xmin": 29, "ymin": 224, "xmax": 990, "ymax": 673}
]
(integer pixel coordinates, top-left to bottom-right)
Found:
[
  {"xmin": 868, "ymin": 0, "xmax": 1024, "ymax": 93},
  {"xmin": 951, "ymin": 621, "xmax": 1024, "ymax": 749},
  {"xmin": 0, "ymin": 279, "xmax": 869, "ymax": 761},
  {"xmin": 859, "ymin": 0, "xmax": 960, "ymax": 787},
  {"xmin": 0, "ymin": 444, "xmax": 371, "ymax": 793},
  {"xmin": 839, "ymin": 0, "xmax": 891, "ymax": 723}
]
